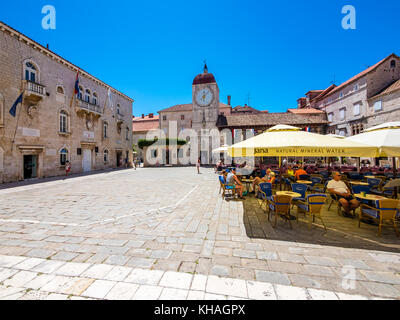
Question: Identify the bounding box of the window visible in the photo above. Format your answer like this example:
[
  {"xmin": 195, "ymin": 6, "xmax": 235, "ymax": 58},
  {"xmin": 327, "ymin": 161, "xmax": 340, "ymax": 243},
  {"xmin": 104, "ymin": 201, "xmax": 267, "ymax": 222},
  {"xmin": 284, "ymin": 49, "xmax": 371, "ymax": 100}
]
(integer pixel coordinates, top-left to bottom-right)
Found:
[
  {"xmin": 339, "ymin": 92, "xmax": 344, "ymax": 99},
  {"xmin": 354, "ymin": 84, "xmax": 359, "ymax": 91},
  {"xmin": 353, "ymin": 103, "xmax": 360, "ymax": 116},
  {"xmin": 374, "ymin": 100, "xmax": 382, "ymax": 112},
  {"xmin": 328, "ymin": 113, "xmax": 333, "ymax": 122},
  {"xmin": 339, "ymin": 108, "xmax": 346, "ymax": 120},
  {"xmin": 57, "ymin": 86, "xmax": 64, "ymax": 94},
  {"xmin": 78, "ymin": 86, "xmax": 83, "ymax": 100},
  {"xmin": 163, "ymin": 115, "xmax": 167, "ymax": 121},
  {"xmin": 93, "ymin": 93, "xmax": 97, "ymax": 105},
  {"xmin": 126, "ymin": 127, "xmax": 129, "ymax": 140},
  {"xmin": 85, "ymin": 89, "xmax": 91, "ymax": 103},
  {"xmin": 60, "ymin": 111, "xmax": 68, "ymax": 133},
  {"xmin": 25, "ymin": 62, "xmax": 37, "ymax": 82},
  {"xmin": 116, "ymin": 104, "xmax": 121, "ymax": 115},
  {"xmin": 104, "ymin": 150, "xmax": 109, "ymax": 162},
  {"xmin": 391, "ymin": 60, "xmax": 396, "ymax": 69},
  {"xmin": 103, "ymin": 122, "xmax": 108, "ymax": 138},
  {"xmin": 181, "ymin": 115, "xmax": 185, "ymax": 120},
  {"xmin": 339, "ymin": 129, "xmax": 347, "ymax": 137},
  {"xmin": 60, "ymin": 148, "xmax": 68, "ymax": 166}
]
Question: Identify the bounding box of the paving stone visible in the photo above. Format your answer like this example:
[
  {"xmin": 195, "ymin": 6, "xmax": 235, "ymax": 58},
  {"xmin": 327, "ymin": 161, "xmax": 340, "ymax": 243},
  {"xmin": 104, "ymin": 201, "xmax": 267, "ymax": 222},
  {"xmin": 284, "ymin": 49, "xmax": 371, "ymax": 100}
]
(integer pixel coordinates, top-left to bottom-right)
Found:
[
  {"xmin": 179, "ymin": 262, "xmax": 197, "ymax": 273},
  {"xmin": 125, "ymin": 268, "xmax": 164, "ymax": 285},
  {"xmin": 274, "ymin": 284, "xmax": 311, "ymax": 300},
  {"xmin": 82, "ymin": 280, "xmax": 117, "ymax": 299},
  {"xmin": 359, "ymin": 270, "xmax": 400, "ymax": 285},
  {"xmin": 0, "ymin": 268, "xmax": 19, "ymax": 282},
  {"xmin": 0, "ymin": 255, "xmax": 27, "ymax": 268},
  {"xmin": 132, "ymin": 285, "xmax": 163, "ymax": 300},
  {"xmin": 255, "ymin": 270, "xmax": 291, "ymax": 286},
  {"xmin": 159, "ymin": 271, "xmax": 193, "ymax": 290},
  {"xmin": 103, "ymin": 266, "xmax": 132, "ymax": 282},
  {"xmin": 205, "ymin": 275, "xmax": 247, "ymax": 298},
  {"xmin": 210, "ymin": 265, "xmax": 231, "ymax": 277},
  {"xmin": 233, "ymin": 249, "xmax": 257, "ymax": 259},
  {"xmin": 3, "ymin": 271, "xmax": 38, "ymax": 287},
  {"xmin": 247, "ymin": 281, "xmax": 277, "ymax": 300},
  {"xmin": 31, "ymin": 260, "xmax": 65, "ymax": 274},
  {"xmin": 25, "ymin": 249, "xmax": 55, "ymax": 259},
  {"xmin": 307, "ymin": 288, "xmax": 339, "ymax": 300},
  {"xmin": 81, "ymin": 264, "xmax": 115, "ymax": 279},
  {"xmin": 150, "ymin": 250, "xmax": 172, "ymax": 259},
  {"xmin": 105, "ymin": 282, "xmax": 139, "ymax": 300},
  {"xmin": 104, "ymin": 255, "xmax": 130, "ymax": 266},
  {"xmin": 190, "ymin": 274, "xmax": 207, "ymax": 291},
  {"xmin": 187, "ymin": 290, "xmax": 205, "ymax": 300},
  {"xmin": 54, "ymin": 262, "xmax": 91, "ymax": 277},
  {"xmin": 336, "ymin": 292, "xmax": 369, "ymax": 300},
  {"xmin": 47, "ymin": 251, "xmax": 78, "ymax": 262},
  {"xmin": 304, "ymin": 256, "xmax": 339, "ymax": 267},
  {"xmin": 256, "ymin": 251, "xmax": 278, "ymax": 261},
  {"xmin": 24, "ymin": 274, "xmax": 56, "ymax": 290},
  {"xmin": 361, "ymin": 281, "xmax": 400, "ymax": 299},
  {"xmin": 13, "ymin": 258, "xmax": 45, "ymax": 271},
  {"xmin": 159, "ymin": 287, "xmax": 189, "ymax": 300},
  {"xmin": 126, "ymin": 257, "xmax": 156, "ymax": 269}
]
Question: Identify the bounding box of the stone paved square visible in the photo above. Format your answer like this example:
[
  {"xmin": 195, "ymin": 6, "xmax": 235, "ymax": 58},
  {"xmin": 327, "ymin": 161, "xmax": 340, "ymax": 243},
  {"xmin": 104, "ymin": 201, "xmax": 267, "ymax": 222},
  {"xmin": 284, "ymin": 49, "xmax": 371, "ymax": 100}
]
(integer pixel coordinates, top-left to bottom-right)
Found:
[{"xmin": 0, "ymin": 167, "xmax": 399, "ymax": 300}]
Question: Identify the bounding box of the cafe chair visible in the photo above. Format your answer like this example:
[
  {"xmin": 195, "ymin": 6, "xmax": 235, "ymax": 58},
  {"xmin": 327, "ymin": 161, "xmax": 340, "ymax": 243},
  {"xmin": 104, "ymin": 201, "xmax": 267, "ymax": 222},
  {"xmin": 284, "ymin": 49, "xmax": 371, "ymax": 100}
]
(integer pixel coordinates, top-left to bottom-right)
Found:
[
  {"xmin": 359, "ymin": 199, "xmax": 400, "ymax": 237},
  {"xmin": 298, "ymin": 174, "xmax": 310, "ymax": 181},
  {"xmin": 367, "ymin": 178, "xmax": 383, "ymax": 192},
  {"xmin": 268, "ymin": 194, "xmax": 293, "ymax": 229},
  {"xmin": 291, "ymin": 183, "xmax": 308, "ymax": 208},
  {"xmin": 351, "ymin": 185, "xmax": 371, "ymax": 205},
  {"xmin": 258, "ymin": 182, "xmax": 274, "ymax": 211},
  {"xmin": 218, "ymin": 176, "xmax": 236, "ymax": 200},
  {"xmin": 295, "ymin": 194, "xmax": 327, "ymax": 230}
]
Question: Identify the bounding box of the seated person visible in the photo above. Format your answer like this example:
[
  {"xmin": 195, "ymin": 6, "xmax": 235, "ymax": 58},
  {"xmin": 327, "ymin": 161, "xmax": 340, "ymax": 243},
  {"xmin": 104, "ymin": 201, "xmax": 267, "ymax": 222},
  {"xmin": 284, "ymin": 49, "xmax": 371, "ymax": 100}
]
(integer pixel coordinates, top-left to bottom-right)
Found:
[
  {"xmin": 215, "ymin": 160, "xmax": 222, "ymax": 173},
  {"xmin": 225, "ymin": 169, "xmax": 245, "ymax": 199},
  {"xmin": 294, "ymin": 166, "xmax": 308, "ymax": 181},
  {"xmin": 251, "ymin": 170, "xmax": 275, "ymax": 194},
  {"xmin": 327, "ymin": 172, "xmax": 360, "ymax": 215},
  {"xmin": 286, "ymin": 165, "xmax": 295, "ymax": 181}
]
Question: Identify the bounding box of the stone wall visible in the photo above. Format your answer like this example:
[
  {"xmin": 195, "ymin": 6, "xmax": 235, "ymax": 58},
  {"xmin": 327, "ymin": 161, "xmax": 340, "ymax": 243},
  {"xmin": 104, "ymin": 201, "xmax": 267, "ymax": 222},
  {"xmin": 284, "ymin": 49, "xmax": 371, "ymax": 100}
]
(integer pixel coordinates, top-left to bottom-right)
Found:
[{"xmin": 0, "ymin": 23, "xmax": 133, "ymax": 182}]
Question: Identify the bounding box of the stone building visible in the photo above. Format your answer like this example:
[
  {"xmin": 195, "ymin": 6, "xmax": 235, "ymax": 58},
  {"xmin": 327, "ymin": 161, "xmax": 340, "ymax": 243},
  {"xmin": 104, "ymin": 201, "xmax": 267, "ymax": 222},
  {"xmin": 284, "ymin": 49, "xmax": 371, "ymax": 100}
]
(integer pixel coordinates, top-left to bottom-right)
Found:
[
  {"xmin": 298, "ymin": 53, "xmax": 400, "ymax": 136},
  {"xmin": 132, "ymin": 113, "xmax": 159, "ymax": 160},
  {"xmin": 0, "ymin": 21, "xmax": 133, "ymax": 183},
  {"xmin": 157, "ymin": 64, "xmax": 328, "ymax": 165}
]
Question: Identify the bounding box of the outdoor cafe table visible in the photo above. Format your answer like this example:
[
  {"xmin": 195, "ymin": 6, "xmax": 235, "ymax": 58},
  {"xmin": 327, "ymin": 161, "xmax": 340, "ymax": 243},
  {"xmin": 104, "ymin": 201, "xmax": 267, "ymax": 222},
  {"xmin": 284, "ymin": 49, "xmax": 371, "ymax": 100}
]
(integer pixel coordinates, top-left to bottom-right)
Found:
[
  {"xmin": 350, "ymin": 181, "xmax": 369, "ymax": 186},
  {"xmin": 296, "ymin": 180, "xmax": 312, "ymax": 185},
  {"xmin": 241, "ymin": 178, "xmax": 254, "ymax": 193},
  {"xmin": 276, "ymin": 191, "xmax": 302, "ymax": 198},
  {"xmin": 354, "ymin": 194, "xmax": 387, "ymax": 201}
]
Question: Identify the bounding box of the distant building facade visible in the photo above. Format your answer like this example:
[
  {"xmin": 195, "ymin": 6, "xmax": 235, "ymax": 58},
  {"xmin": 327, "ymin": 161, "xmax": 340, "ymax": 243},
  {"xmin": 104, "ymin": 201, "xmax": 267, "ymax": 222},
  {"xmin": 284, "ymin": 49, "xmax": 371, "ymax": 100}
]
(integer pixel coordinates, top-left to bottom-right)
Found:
[
  {"xmin": 157, "ymin": 64, "xmax": 328, "ymax": 165},
  {"xmin": 132, "ymin": 113, "xmax": 159, "ymax": 160},
  {"xmin": 0, "ymin": 21, "xmax": 133, "ymax": 183},
  {"xmin": 298, "ymin": 54, "xmax": 400, "ymax": 137}
]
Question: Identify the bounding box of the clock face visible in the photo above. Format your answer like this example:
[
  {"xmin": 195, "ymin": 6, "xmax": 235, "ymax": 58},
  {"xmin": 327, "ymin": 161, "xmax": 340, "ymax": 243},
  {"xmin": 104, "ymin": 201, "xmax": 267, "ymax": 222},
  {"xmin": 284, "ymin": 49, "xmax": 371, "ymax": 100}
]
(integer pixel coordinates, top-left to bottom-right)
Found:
[{"xmin": 196, "ymin": 88, "xmax": 213, "ymax": 107}]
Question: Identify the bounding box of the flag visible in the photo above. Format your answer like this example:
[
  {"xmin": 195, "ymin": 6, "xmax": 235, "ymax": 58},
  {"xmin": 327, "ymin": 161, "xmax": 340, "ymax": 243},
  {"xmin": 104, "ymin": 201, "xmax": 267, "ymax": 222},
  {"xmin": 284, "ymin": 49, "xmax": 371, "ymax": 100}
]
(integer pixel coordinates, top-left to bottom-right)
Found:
[
  {"xmin": 9, "ymin": 92, "xmax": 23, "ymax": 117},
  {"xmin": 107, "ymin": 88, "xmax": 114, "ymax": 111},
  {"xmin": 74, "ymin": 70, "xmax": 80, "ymax": 96},
  {"xmin": 305, "ymin": 126, "xmax": 311, "ymax": 132}
]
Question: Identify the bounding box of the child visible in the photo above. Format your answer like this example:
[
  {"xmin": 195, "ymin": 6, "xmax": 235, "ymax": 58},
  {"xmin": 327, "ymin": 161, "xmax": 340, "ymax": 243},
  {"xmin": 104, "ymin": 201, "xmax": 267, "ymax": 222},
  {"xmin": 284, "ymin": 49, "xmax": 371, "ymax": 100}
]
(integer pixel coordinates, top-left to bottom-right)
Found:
[{"xmin": 65, "ymin": 161, "xmax": 71, "ymax": 176}]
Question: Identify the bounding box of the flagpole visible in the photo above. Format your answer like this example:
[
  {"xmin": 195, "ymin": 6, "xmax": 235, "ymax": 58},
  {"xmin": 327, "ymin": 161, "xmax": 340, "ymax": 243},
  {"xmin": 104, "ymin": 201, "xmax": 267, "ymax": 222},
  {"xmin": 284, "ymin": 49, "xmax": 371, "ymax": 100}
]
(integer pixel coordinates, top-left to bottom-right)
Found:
[{"xmin": 11, "ymin": 92, "xmax": 24, "ymax": 152}]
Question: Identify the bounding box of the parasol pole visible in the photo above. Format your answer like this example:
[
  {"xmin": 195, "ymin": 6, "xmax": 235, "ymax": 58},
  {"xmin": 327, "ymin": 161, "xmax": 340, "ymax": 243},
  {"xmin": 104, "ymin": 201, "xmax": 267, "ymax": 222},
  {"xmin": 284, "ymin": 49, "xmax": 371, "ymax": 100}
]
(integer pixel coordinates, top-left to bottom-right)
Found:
[{"xmin": 393, "ymin": 157, "xmax": 398, "ymax": 199}]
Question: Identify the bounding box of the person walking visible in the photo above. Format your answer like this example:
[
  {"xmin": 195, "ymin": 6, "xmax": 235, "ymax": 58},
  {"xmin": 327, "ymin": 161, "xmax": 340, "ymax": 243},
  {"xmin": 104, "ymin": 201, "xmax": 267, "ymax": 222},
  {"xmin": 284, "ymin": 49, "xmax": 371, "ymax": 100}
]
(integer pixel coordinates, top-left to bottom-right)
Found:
[
  {"xmin": 196, "ymin": 157, "xmax": 201, "ymax": 174},
  {"xmin": 65, "ymin": 161, "xmax": 71, "ymax": 176}
]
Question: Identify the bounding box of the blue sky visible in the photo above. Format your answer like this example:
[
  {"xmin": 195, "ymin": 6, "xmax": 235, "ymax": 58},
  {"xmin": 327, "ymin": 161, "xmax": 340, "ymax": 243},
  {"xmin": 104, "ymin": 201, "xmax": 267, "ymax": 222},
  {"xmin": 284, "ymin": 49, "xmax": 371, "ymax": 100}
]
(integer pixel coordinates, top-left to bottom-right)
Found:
[{"xmin": 1, "ymin": 0, "xmax": 400, "ymax": 116}]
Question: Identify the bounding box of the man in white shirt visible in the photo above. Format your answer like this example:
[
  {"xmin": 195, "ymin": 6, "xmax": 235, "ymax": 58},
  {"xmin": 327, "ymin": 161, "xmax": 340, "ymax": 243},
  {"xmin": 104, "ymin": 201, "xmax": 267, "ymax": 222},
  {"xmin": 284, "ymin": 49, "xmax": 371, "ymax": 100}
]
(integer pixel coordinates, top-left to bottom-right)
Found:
[{"xmin": 327, "ymin": 172, "xmax": 360, "ymax": 214}]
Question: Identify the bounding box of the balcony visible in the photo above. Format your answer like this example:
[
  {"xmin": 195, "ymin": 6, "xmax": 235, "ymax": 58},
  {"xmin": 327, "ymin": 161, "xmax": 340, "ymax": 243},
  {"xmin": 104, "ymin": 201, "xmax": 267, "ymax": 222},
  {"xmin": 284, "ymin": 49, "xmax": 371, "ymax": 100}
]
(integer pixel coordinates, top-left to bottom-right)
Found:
[
  {"xmin": 116, "ymin": 112, "xmax": 124, "ymax": 124},
  {"xmin": 76, "ymin": 99, "xmax": 103, "ymax": 117},
  {"xmin": 23, "ymin": 80, "xmax": 46, "ymax": 104}
]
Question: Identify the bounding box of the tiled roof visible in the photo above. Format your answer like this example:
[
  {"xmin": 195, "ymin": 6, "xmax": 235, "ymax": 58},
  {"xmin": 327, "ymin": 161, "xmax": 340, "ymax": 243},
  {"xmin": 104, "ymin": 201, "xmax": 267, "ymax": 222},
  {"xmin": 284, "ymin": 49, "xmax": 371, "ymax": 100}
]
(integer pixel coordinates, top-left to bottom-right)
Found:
[
  {"xmin": 232, "ymin": 105, "xmax": 261, "ymax": 113},
  {"xmin": 158, "ymin": 104, "xmax": 193, "ymax": 113},
  {"xmin": 287, "ymin": 108, "xmax": 324, "ymax": 114},
  {"xmin": 312, "ymin": 84, "xmax": 337, "ymax": 101},
  {"xmin": 158, "ymin": 102, "xmax": 231, "ymax": 113},
  {"xmin": 132, "ymin": 115, "xmax": 159, "ymax": 121},
  {"xmin": 219, "ymin": 113, "xmax": 328, "ymax": 128},
  {"xmin": 323, "ymin": 53, "xmax": 399, "ymax": 99},
  {"xmin": 132, "ymin": 116, "xmax": 159, "ymax": 132},
  {"xmin": 370, "ymin": 79, "xmax": 400, "ymax": 99}
]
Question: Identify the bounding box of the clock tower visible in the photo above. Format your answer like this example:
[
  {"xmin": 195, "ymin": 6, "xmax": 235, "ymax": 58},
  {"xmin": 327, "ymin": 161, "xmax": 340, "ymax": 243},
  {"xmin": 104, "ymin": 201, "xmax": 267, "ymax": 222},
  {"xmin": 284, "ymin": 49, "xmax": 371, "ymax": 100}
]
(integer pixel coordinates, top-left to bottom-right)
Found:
[
  {"xmin": 191, "ymin": 64, "xmax": 220, "ymax": 164},
  {"xmin": 192, "ymin": 63, "xmax": 220, "ymax": 131}
]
